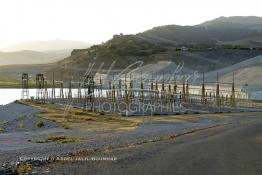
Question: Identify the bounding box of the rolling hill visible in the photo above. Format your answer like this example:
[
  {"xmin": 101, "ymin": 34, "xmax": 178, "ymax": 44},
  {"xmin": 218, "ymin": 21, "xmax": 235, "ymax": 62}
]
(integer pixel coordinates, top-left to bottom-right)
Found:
[
  {"xmin": 203, "ymin": 55, "xmax": 262, "ymax": 100},
  {"xmin": 0, "ymin": 39, "xmax": 94, "ymax": 66},
  {"xmin": 46, "ymin": 15, "xmax": 262, "ymax": 78},
  {"xmin": 204, "ymin": 55, "xmax": 262, "ymax": 89},
  {"xmin": 0, "ymin": 16, "xmax": 260, "ymax": 97},
  {"xmin": 0, "ymin": 16, "xmax": 261, "ymax": 99},
  {"xmin": 137, "ymin": 16, "xmax": 262, "ymax": 47}
]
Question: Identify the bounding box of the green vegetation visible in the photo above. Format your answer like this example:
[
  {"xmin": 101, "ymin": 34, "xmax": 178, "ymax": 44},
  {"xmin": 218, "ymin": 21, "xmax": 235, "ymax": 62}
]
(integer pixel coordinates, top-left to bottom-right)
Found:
[
  {"xmin": 47, "ymin": 35, "xmax": 167, "ymax": 77},
  {"xmin": 61, "ymin": 123, "xmax": 70, "ymax": 129},
  {"xmin": 0, "ymin": 77, "xmax": 37, "ymax": 88},
  {"xmin": 30, "ymin": 135, "xmax": 81, "ymax": 144},
  {"xmin": 46, "ymin": 33, "xmax": 262, "ymax": 78},
  {"xmin": 0, "ymin": 77, "xmax": 55, "ymax": 88},
  {"xmin": 1, "ymin": 120, "xmax": 8, "ymax": 125},
  {"xmin": 0, "ymin": 78, "xmax": 21, "ymax": 88},
  {"xmin": 0, "ymin": 127, "xmax": 5, "ymax": 133},
  {"xmin": 222, "ymin": 44, "xmax": 262, "ymax": 50},
  {"xmin": 17, "ymin": 164, "xmax": 33, "ymax": 174},
  {"xmin": 105, "ymin": 34, "xmax": 166, "ymax": 56},
  {"xmin": 18, "ymin": 123, "xmax": 25, "ymax": 129},
  {"xmin": 159, "ymin": 135, "xmax": 167, "ymax": 141},
  {"xmin": 21, "ymin": 100, "xmax": 141, "ymax": 132},
  {"xmin": 36, "ymin": 120, "xmax": 45, "ymax": 128}
]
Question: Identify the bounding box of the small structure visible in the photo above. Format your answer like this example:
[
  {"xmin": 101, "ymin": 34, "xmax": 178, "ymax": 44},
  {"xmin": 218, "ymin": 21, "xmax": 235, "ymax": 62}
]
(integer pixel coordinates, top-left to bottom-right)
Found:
[
  {"xmin": 36, "ymin": 74, "xmax": 45, "ymax": 101},
  {"xmin": 21, "ymin": 73, "xmax": 29, "ymax": 99},
  {"xmin": 181, "ymin": 46, "xmax": 189, "ymax": 51}
]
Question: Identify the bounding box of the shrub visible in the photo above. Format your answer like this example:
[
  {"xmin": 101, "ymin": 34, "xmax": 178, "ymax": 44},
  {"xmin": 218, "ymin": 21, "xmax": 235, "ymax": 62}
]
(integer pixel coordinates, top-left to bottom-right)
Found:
[
  {"xmin": 61, "ymin": 124, "xmax": 69, "ymax": 129},
  {"xmin": 17, "ymin": 164, "xmax": 32, "ymax": 174},
  {"xmin": 31, "ymin": 135, "xmax": 81, "ymax": 144},
  {"xmin": 2, "ymin": 120, "xmax": 8, "ymax": 125},
  {"xmin": 36, "ymin": 120, "xmax": 45, "ymax": 128},
  {"xmin": 159, "ymin": 136, "xmax": 166, "ymax": 140},
  {"xmin": 85, "ymin": 118, "xmax": 94, "ymax": 121},
  {"xmin": 0, "ymin": 127, "xmax": 5, "ymax": 133},
  {"xmin": 18, "ymin": 123, "xmax": 25, "ymax": 129}
]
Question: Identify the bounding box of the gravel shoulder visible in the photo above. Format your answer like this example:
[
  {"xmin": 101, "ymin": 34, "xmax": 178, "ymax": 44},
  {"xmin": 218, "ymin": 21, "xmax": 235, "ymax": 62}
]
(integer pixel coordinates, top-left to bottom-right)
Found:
[{"xmin": 0, "ymin": 102, "xmax": 261, "ymax": 174}]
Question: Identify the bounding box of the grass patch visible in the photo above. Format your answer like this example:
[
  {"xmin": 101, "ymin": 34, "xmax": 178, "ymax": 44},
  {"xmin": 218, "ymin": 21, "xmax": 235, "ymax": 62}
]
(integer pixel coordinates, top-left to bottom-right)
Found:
[
  {"xmin": 61, "ymin": 124, "xmax": 70, "ymax": 129},
  {"xmin": 0, "ymin": 127, "xmax": 5, "ymax": 133},
  {"xmin": 30, "ymin": 135, "xmax": 81, "ymax": 144},
  {"xmin": 85, "ymin": 117, "xmax": 94, "ymax": 121},
  {"xmin": 19, "ymin": 100, "xmax": 141, "ymax": 132},
  {"xmin": 0, "ymin": 77, "xmax": 37, "ymax": 88},
  {"xmin": 74, "ymin": 111, "xmax": 87, "ymax": 115},
  {"xmin": 18, "ymin": 123, "xmax": 25, "ymax": 129},
  {"xmin": 1, "ymin": 120, "xmax": 8, "ymax": 125},
  {"xmin": 159, "ymin": 135, "xmax": 176, "ymax": 141},
  {"xmin": 36, "ymin": 120, "xmax": 45, "ymax": 128},
  {"xmin": 159, "ymin": 135, "xmax": 166, "ymax": 140},
  {"xmin": 17, "ymin": 164, "xmax": 33, "ymax": 174},
  {"xmin": 18, "ymin": 100, "xmax": 208, "ymax": 132}
]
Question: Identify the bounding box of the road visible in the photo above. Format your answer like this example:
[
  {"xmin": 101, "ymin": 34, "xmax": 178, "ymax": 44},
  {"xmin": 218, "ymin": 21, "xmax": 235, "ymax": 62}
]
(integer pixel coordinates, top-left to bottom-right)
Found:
[{"xmin": 41, "ymin": 113, "xmax": 262, "ymax": 175}]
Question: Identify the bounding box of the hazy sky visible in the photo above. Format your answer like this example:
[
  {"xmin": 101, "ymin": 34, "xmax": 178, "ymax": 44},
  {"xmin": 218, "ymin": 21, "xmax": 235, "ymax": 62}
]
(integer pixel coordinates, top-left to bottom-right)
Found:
[{"xmin": 0, "ymin": 0, "xmax": 262, "ymax": 49}]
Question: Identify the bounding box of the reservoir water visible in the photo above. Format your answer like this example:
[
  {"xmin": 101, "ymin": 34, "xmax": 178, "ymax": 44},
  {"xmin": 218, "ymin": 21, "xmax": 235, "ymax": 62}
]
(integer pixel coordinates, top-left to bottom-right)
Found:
[{"xmin": 0, "ymin": 88, "xmax": 84, "ymax": 105}]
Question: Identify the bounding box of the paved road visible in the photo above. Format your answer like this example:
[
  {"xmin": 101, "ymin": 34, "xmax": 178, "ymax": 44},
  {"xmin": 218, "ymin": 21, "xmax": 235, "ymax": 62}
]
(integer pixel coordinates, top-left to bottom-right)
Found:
[{"xmin": 45, "ymin": 114, "xmax": 262, "ymax": 175}]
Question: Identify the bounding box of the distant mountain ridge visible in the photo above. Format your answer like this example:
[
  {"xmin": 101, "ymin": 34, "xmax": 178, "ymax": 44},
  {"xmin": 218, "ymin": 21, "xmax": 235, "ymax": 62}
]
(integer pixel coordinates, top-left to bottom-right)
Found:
[
  {"xmin": 200, "ymin": 16, "xmax": 262, "ymax": 27},
  {"xmin": 0, "ymin": 39, "xmax": 94, "ymax": 66},
  {"xmin": 1, "ymin": 39, "xmax": 94, "ymax": 52},
  {"xmin": 137, "ymin": 16, "xmax": 262, "ymax": 47},
  {"xmin": 0, "ymin": 50, "xmax": 69, "ymax": 65}
]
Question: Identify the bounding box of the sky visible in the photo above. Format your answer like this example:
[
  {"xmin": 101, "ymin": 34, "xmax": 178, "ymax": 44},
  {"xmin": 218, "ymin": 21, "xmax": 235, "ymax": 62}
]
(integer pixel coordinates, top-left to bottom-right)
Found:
[{"xmin": 0, "ymin": 0, "xmax": 262, "ymax": 49}]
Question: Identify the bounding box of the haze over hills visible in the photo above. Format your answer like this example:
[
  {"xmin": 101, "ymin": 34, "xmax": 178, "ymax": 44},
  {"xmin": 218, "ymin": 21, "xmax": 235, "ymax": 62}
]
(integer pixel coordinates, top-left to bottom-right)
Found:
[
  {"xmin": 0, "ymin": 50, "xmax": 69, "ymax": 65},
  {"xmin": 0, "ymin": 39, "xmax": 94, "ymax": 66},
  {"xmin": 0, "ymin": 16, "xmax": 261, "ymax": 98},
  {"xmin": 1, "ymin": 39, "xmax": 93, "ymax": 52}
]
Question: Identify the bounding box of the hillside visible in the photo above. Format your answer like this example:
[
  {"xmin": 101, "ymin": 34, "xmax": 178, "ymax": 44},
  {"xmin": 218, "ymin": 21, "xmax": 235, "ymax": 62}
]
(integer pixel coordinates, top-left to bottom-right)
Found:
[
  {"xmin": 47, "ymin": 35, "xmax": 168, "ymax": 78},
  {"xmin": 202, "ymin": 55, "xmax": 262, "ymax": 100},
  {"xmin": 47, "ymin": 40, "xmax": 262, "ymax": 79},
  {"xmin": 47, "ymin": 16, "xmax": 262, "ymax": 79},
  {"xmin": 204, "ymin": 55, "xmax": 262, "ymax": 89},
  {"xmin": 137, "ymin": 16, "xmax": 262, "ymax": 47}
]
